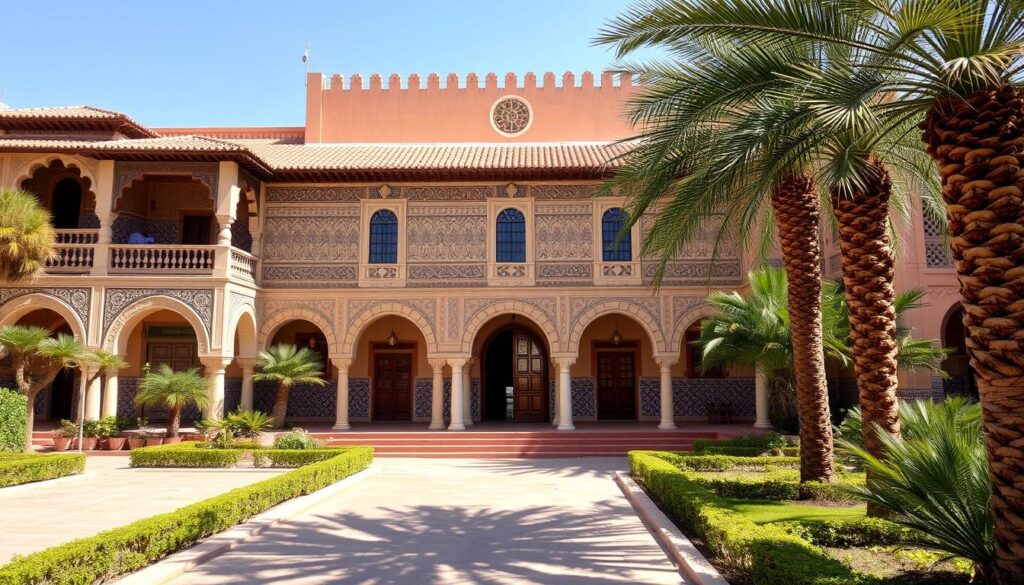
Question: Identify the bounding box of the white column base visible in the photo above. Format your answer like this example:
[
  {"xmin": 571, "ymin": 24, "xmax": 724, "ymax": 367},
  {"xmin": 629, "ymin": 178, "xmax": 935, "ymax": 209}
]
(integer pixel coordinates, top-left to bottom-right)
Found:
[
  {"xmin": 754, "ymin": 421, "xmax": 774, "ymax": 429},
  {"xmin": 557, "ymin": 422, "xmax": 575, "ymax": 431},
  {"xmin": 331, "ymin": 422, "xmax": 351, "ymax": 431},
  {"xmin": 428, "ymin": 423, "xmax": 446, "ymax": 430},
  {"xmin": 658, "ymin": 421, "xmax": 677, "ymax": 430}
]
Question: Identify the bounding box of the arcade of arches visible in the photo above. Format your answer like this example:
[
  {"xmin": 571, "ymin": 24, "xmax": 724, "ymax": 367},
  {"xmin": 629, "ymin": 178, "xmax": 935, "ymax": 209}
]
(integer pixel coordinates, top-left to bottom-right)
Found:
[{"xmin": 1, "ymin": 297, "xmax": 765, "ymax": 431}]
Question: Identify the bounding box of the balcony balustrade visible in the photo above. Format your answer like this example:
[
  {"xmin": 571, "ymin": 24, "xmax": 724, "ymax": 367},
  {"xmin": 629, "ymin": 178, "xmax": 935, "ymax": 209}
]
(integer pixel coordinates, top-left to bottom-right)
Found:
[{"xmin": 109, "ymin": 244, "xmax": 216, "ymax": 274}]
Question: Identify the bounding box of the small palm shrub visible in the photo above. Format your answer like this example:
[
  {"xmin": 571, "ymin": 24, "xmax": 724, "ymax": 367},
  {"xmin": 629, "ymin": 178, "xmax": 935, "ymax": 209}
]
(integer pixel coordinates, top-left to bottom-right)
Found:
[
  {"xmin": 837, "ymin": 396, "xmax": 982, "ymax": 447},
  {"xmin": 273, "ymin": 429, "xmax": 321, "ymax": 450},
  {"xmin": 135, "ymin": 365, "xmax": 210, "ymax": 438},
  {"xmin": 225, "ymin": 410, "xmax": 274, "ymax": 439},
  {"xmin": 841, "ymin": 399, "xmax": 992, "ymax": 579},
  {"xmin": 254, "ymin": 344, "xmax": 326, "ymax": 428}
]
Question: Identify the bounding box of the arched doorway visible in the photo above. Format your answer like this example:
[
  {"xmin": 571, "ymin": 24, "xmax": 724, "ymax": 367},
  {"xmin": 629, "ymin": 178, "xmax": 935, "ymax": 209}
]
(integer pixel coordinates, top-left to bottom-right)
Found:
[
  {"xmin": 51, "ymin": 178, "xmax": 83, "ymax": 230},
  {"xmin": 942, "ymin": 304, "xmax": 977, "ymax": 399},
  {"xmin": 11, "ymin": 308, "xmax": 76, "ymax": 421},
  {"xmin": 480, "ymin": 320, "xmax": 549, "ymax": 423}
]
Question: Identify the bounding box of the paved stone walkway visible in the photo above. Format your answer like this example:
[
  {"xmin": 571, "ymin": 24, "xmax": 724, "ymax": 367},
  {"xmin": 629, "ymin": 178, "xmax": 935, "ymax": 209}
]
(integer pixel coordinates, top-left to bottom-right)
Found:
[
  {"xmin": 172, "ymin": 458, "xmax": 683, "ymax": 584},
  {"xmin": 0, "ymin": 456, "xmax": 283, "ymax": 564}
]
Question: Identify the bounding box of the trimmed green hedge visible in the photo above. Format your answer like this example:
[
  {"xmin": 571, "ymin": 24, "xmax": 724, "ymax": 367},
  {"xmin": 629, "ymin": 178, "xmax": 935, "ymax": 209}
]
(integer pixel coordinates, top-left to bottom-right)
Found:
[
  {"xmin": 653, "ymin": 450, "xmax": 800, "ymax": 471},
  {"xmin": 0, "ymin": 446, "xmax": 373, "ymax": 584},
  {"xmin": 0, "ymin": 388, "xmax": 28, "ymax": 452},
  {"xmin": 630, "ymin": 451, "xmax": 867, "ymax": 585},
  {"xmin": 694, "ymin": 445, "xmax": 801, "ymax": 457},
  {"xmin": 0, "ymin": 453, "xmax": 85, "ymax": 488},
  {"xmin": 130, "ymin": 442, "xmax": 351, "ymax": 468},
  {"xmin": 687, "ymin": 469, "xmax": 863, "ymax": 502}
]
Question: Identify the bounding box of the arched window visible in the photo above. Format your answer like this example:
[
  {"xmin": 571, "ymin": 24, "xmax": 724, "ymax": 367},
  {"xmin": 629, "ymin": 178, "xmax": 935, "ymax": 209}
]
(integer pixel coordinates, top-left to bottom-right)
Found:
[
  {"xmin": 496, "ymin": 208, "xmax": 526, "ymax": 262},
  {"xmin": 368, "ymin": 209, "xmax": 398, "ymax": 264},
  {"xmin": 601, "ymin": 208, "xmax": 632, "ymax": 261}
]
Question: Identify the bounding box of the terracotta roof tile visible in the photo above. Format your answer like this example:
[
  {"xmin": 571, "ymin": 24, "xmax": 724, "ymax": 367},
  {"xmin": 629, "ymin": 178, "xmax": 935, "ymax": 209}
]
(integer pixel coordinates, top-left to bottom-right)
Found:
[{"xmin": 0, "ymin": 106, "xmax": 159, "ymax": 138}]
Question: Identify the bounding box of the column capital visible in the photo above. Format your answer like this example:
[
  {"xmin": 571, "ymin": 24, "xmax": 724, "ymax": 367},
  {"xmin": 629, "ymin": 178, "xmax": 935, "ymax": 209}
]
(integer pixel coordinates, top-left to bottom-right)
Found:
[
  {"xmin": 236, "ymin": 357, "xmax": 260, "ymax": 370},
  {"xmin": 429, "ymin": 358, "xmax": 447, "ymax": 370},
  {"xmin": 447, "ymin": 357, "xmax": 469, "ymax": 370},
  {"xmin": 80, "ymin": 364, "xmax": 100, "ymax": 377},
  {"xmin": 655, "ymin": 356, "xmax": 678, "ymax": 370},
  {"xmin": 199, "ymin": 356, "xmax": 232, "ymax": 371},
  {"xmin": 330, "ymin": 357, "xmax": 353, "ymax": 370},
  {"xmin": 553, "ymin": 356, "xmax": 576, "ymax": 369}
]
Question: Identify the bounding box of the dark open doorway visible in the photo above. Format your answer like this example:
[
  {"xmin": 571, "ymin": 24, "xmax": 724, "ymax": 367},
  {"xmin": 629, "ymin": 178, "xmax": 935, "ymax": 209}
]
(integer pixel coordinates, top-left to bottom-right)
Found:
[
  {"xmin": 482, "ymin": 325, "xmax": 548, "ymax": 422},
  {"xmin": 49, "ymin": 368, "xmax": 74, "ymax": 421},
  {"xmin": 51, "ymin": 178, "xmax": 82, "ymax": 229}
]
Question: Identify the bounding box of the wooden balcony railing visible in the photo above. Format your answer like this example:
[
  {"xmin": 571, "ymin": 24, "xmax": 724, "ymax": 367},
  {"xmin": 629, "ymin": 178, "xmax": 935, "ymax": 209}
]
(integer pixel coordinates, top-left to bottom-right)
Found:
[{"xmin": 109, "ymin": 244, "xmax": 217, "ymax": 274}]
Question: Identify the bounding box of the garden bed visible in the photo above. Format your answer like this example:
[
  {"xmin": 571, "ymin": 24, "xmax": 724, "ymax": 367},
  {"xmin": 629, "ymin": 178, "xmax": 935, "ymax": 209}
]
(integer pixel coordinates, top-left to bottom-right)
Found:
[
  {"xmin": 0, "ymin": 452, "xmax": 86, "ymax": 488},
  {"xmin": 630, "ymin": 450, "xmax": 971, "ymax": 584},
  {"xmin": 0, "ymin": 446, "xmax": 373, "ymax": 583},
  {"xmin": 129, "ymin": 442, "xmax": 357, "ymax": 468}
]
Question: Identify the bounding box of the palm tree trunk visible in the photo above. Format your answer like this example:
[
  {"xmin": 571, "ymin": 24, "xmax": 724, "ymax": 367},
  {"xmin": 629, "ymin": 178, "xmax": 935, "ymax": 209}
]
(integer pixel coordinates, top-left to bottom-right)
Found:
[
  {"xmin": 167, "ymin": 405, "xmax": 181, "ymax": 438},
  {"xmin": 832, "ymin": 160, "xmax": 900, "ymax": 517},
  {"xmin": 922, "ymin": 85, "xmax": 1024, "ymax": 584},
  {"xmin": 770, "ymin": 174, "xmax": 835, "ymax": 484},
  {"xmin": 23, "ymin": 391, "xmax": 37, "ymax": 453},
  {"xmin": 271, "ymin": 383, "xmax": 291, "ymax": 428}
]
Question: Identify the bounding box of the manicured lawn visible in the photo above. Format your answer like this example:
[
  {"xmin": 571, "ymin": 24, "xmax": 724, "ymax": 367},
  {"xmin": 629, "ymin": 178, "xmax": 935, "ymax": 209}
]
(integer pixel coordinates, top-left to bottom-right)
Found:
[{"xmin": 717, "ymin": 496, "xmax": 866, "ymax": 524}]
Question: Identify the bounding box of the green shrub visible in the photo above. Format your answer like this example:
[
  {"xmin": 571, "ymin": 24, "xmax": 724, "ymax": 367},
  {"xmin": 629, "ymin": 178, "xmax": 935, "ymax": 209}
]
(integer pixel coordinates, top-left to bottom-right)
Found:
[
  {"xmin": 651, "ymin": 450, "xmax": 800, "ymax": 471},
  {"xmin": 252, "ymin": 449, "xmax": 341, "ymax": 467},
  {"xmin": 694, "ymin": 445, "xmax": 800, "ymax": 457},
  {"xmin": 0, "ymin": 388, "xmax": 28, "ymax": 452},
  {"xmin": 130, "ymin": 446, "xmax": 242, "ymax": 468},
  {"xmin": 0, "ymin": 453, "xmax": 85, "ymax": 487},
  {"xmin": 272, "ymin": 429, "xmax": 320, "ymax": 450},
  {"xmin": 630, "ymin": 451, "xmax": 866, "ymax": 584},
  {"xmin": 0, "ymin": 447, "xmax": 373, "ymax": 584},
  {"xmin": 693, "ymin": 432, "xmax": 788, "ymax": 453},
  {"xmin": 685, "ymin": 469, "xmax": 861, "ymax": 502},
  {"xmin": 779, "ymin": 517, "xmax": 912, "ymax": 547}
]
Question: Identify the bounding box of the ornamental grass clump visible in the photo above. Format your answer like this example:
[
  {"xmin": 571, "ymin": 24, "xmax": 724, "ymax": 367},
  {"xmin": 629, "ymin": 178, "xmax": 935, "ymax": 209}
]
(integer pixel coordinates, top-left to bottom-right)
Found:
[{"xmin": 841, "ymin": 399, "xmax": 992, "ymax": 580}]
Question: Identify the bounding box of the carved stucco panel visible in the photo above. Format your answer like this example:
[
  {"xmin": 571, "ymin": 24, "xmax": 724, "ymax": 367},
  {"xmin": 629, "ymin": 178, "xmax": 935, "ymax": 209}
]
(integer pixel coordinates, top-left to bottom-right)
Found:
[
  {"xmin": 262, "ymin": 212, "xmax": 359, "ymax": 262},
  {"xmin": 114, "ymin": 162, "xmax": 218, "ymax": 202},
  {"xmin": 103, "ymin": 288, "xmax": 214, "ymax": 335},
  {"xmin": 0, "ymin": 287, "xmax": 91, "ymax": 329},
  {"xmin": 399, "ymin": 186, "xmax": 494, "ymax": 200},
  {"xmin": 529, "ymin": 185, "xmax": 596, "ymax": 200},
  {"xmin": 407, "ymin": 206, "xmax": 487, "ymax": 262}
]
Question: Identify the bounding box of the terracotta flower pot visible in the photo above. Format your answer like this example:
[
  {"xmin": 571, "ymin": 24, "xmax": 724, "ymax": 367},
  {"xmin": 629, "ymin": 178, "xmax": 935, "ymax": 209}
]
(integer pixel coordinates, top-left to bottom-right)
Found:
[
  {"xmin": 163, "ymin": 436, "xmax": 182, "ymax": 445},
  {"xmin": 52, "ymin": 437, "xmax": 71, "ymax": 451},
  {"xmin": 82, "ymin": 437, "xmax": 99, "ymax": 451},
  {"xmin": 127, "ymin": 437, "xmax": 146, "ymax": 450},
  {"xmin": 144, "ymin": 437, "xmax": 164, "ymax": 447},
  {"xmin": 106, "ymin": 437, "xmax": 127, "ymax": 451}
]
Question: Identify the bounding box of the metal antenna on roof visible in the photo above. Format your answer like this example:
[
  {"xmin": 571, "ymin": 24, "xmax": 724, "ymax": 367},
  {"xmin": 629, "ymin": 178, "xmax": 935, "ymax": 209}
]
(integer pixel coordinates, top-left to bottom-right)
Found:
[{"xmin": 302, "ymin": 44, "xmax": 310, "ymax": 84}]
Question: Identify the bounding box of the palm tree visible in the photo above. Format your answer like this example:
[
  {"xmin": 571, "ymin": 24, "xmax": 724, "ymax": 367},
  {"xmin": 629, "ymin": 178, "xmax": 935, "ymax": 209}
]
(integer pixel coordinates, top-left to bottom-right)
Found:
[
  {"xmin": 700, "ymin": 269, "xmax": 947, "ymax": 423},
  {"xmin": 0, "ymin": 188, "xmax": 56, "ymax": 280},
  {"xmin": 134, "ymin": 365, "xmax": 209, "ymax": 438},
  {"xmin": 0, "ymin": 326, "xmax": 85, "ymax": 451},
  {"xmin": 254, "ymin": 344, "xmax": 326, "ymax": 428},
  {"xmin": 600, "ymin": 1, "xmax": 1024, "ymax": 578},
  {"xmin": 73, "ymin": 350, "xmax": 128, "ymax": 450}
]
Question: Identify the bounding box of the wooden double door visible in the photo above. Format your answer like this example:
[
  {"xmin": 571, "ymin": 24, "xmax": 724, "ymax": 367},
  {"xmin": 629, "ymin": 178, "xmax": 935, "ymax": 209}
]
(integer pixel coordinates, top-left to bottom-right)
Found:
[
  {"xmin": 511, "ymin": 330, "xmax": 548, "ymax": 422},
  {"xmin": 373, "ymin": 352, "xmax": 412, "ymax": 421},
  {"xmin": 596, "ymin": 349, "xmax": 638, "ymax": 421}
]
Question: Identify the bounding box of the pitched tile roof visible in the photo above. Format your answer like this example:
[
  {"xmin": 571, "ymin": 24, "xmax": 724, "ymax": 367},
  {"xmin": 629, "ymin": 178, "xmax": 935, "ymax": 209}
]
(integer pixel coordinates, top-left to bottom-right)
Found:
[
  {"xmin": 0, "ymin": 106, "xmax": 158, "ymax": 138},
  {"xmin": 0, "ymin": 106, "xmax": 634, "ymax": 180}
]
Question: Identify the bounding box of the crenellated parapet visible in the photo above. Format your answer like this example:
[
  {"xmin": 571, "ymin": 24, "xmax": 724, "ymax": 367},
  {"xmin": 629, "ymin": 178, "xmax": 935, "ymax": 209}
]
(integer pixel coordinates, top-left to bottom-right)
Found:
[{"xmin": 305, "ymin": 71, "xmax": 639, "ymax": 144}]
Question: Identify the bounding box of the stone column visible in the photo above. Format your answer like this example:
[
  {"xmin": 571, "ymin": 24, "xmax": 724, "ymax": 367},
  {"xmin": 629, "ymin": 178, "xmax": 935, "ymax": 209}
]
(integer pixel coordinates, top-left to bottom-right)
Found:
[
  {"xmin": 101, "ymin": 365, "xmax": 120, "ymax": 418},
  {"xmin": 332, "ymin": 358, "xmax": 351, "ymax": 430},
  {"xmin": 83, "ymin": 367, "xmax": 101, "ymax": 420},
  {"xmin": 754, "ymin": 367, "xmax": 773, "ymax": 429},
  {"xmin": 91, "ymin": 160, "xmax": 115, "ymax": 276},
  {"xmin": 429, "ymin": 359, "xmax": 446, "ymax": 430},
  {"xmin": 216, "ymin": 215, "xmax": 234, "ymax": 247},
  {"xmin": 657, "ymin": 358, "xmax": 677, "ymax": 430},
  {"xmin": 463, "ymin": 358, "xmax": 474, "ymax": 426},
  {"xmin": 448, "ymin": 358, "xmax": 466, "ymax": 431},
  {"xmin": 551, "ymin": 359, "xmax": 560, "ymax": 426},
  {"xmin": 236, "ymin": 358, "xmax": 258, "ymax": 412},
  {"xmin": 555, "ymin": 357, "xmax": 575, "ymax": 431},
  {"xmin": 200, "ymin": 357, "xmax": 231, "ymax": 420}
]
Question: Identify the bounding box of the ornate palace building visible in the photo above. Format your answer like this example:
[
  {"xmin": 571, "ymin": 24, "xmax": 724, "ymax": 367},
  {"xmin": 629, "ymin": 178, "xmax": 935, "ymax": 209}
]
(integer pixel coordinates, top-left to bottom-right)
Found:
[{"xmin": 0, "ymin": 71, "xmax": 963, "ymax": 433}]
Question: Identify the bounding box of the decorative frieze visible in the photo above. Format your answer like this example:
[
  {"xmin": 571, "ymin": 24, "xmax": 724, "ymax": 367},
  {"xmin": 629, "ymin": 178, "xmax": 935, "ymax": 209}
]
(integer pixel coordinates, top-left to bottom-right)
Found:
[
  {"xmin": 408, "ymin": 264, "xmax": 486, "ymax": 281},
  {"xmin": 643, "ymin": 260, "xmax": 742, "ymax": 285},
  {"xmin": 0, "ymin": 287, "xmax": 91, "ymax": 329},
  {"xmin": 103, "ymin": 288, "xmax": 214, "ymax": 334},
  {"xmin": 601, "ymin": 263, "xmax": 633, "ymax": 277},
  {"xmin": 495, "ymin": 264, "xmax": 527, "ymax": 278},
  {"xmin": 365, "ymin": 266, "xmax": 398, "ymax": 279},
  {"xmin": 530, "ymin": 185, "xmax": 595, "ymax": 199},
  {"xmin": 400, "ymin": 186, "xmax": 494, "ymax": 200},
  {"xmin": 261, "ymin": 264, "xmax": 357, "ymax": 287},
  {"xmin": 265, "ymin": 186, "xmax": 366, "ymax": 202},
  {"xmin": 537, "ymin": 262, "xmax": 591, "ymax": 279},
  {"xmin": 260, "ymin": 298, "xmax": 336, "ymax": 324}
]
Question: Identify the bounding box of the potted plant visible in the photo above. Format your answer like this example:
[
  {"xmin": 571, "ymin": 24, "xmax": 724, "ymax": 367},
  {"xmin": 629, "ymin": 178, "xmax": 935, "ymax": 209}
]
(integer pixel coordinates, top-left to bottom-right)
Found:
[
  {"xmin": 80, "ymin": 419, "xmax": 100, "ymax": 451},
  {"xmin": 51, "ymin": 419, "xmax": 77, "ymax": 451},
  {"xmin": 134, "ymin": 365, "xmax": 210, "ymax": 443},
  {"xmin": 127, "ymin": 417, "xmax": 148, "ymax": 450},
  {"xmin": 99, "ymin": 416, "xmax": 130, "ymax": 450}
]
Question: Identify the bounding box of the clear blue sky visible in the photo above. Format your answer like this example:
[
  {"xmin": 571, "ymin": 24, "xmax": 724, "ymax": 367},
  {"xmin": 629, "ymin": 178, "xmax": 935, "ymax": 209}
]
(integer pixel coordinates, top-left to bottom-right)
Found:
[{"xmin": 0, "ymin": 0, "xmax": 637, "ymax": 128}]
